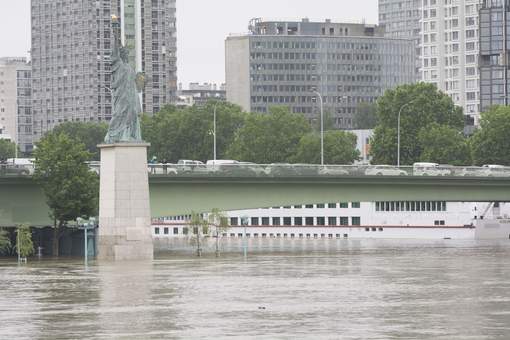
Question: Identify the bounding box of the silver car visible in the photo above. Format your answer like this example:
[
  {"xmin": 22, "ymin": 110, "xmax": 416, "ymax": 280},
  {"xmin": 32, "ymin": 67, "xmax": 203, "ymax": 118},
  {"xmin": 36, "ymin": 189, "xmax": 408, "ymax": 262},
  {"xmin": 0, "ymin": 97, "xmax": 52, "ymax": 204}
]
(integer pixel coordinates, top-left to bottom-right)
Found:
[{"xmin": 365, "ymin": 165, "xmax": 408, "ymax": 176}]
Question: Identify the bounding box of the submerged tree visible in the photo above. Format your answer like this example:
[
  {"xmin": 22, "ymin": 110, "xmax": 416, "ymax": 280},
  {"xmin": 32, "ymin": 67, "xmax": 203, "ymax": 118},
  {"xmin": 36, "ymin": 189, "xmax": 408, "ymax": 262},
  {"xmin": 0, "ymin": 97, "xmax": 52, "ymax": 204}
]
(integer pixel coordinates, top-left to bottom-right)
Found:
[
  {"xmin": 207, "ymin": 208, "xmax": 229, "ymax": 257},
  {"xmin": 0, "ymin": 228, "xmax": 11, "ymax": 255},
  {"xmin": 16, "ymin": 224, "xmax": 34, "ymax": 260},
  {"xmin": 188, "ymin": 211, "xmax": 209, "ymax": 257}
]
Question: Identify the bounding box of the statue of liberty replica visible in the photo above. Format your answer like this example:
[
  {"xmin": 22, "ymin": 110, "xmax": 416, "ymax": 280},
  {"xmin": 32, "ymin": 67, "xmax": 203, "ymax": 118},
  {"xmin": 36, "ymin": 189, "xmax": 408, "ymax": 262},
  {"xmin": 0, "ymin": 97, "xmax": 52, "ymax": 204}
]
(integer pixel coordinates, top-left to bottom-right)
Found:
[
  {"xmin": 98, "ymin": 15, "xmax": 154, "ymax": 261},
  {"xmin": 104, "ymin": 15, "xmax": 143, "ymax": 143}
]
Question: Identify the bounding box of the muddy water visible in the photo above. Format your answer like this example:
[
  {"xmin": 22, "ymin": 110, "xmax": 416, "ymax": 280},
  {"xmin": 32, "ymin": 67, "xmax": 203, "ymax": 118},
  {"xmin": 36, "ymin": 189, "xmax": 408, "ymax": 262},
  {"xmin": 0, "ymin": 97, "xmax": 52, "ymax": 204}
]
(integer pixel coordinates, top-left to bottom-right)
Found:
[{"xmin": 1, "ymin": 240, "xmax": 509, "ymax": 339}]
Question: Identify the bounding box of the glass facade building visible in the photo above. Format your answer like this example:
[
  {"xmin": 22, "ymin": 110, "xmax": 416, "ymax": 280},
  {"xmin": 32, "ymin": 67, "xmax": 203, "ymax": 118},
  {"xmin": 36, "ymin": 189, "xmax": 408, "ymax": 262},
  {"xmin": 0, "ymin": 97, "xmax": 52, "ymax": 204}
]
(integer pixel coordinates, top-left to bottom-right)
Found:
[
  {"xmin": 479, "ymin": 0, "xmax": 510, "ymax": 112},
  {"xmin": 226, "ymin": 20, "xmax": 415, "ymax": 129}
]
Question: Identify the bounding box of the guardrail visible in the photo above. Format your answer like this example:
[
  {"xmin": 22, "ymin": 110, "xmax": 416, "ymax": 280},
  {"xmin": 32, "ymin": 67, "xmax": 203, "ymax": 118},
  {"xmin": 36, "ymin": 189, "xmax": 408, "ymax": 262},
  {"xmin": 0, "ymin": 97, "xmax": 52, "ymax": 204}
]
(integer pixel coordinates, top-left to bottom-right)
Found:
[{"xmin": 3, "ymin": 162, "xmax": 510, "ymax": 179}]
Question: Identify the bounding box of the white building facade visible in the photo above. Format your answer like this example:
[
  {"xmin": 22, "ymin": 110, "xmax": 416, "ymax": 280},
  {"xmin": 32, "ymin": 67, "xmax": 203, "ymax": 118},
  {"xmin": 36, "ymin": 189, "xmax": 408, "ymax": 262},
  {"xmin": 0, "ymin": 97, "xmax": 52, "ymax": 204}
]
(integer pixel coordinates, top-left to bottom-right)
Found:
[{"xmin": 0, "ymin": 58, "xmax": 32, "ymax": 153}]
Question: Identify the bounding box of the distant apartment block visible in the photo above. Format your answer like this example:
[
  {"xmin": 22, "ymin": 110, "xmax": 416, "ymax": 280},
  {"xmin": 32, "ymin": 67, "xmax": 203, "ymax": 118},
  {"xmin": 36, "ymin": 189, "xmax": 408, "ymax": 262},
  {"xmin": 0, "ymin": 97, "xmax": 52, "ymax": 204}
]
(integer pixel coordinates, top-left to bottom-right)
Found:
[
  {"xmin": 420, "ymin": 0, "xmax": 482, "ymax": 128},
  {"xmin": 0, "ymin": 58, "xmax": 32, "ymax": 153},
  {"xmin": 30, "ymin": 0, "xmax": 177, "ymax": 143},
  {"xmin": 226, "ymin": 19, "xmax": 415, "ymax": 129},
  {"xmin": 479, "ymin": 0, "xmax": 510, "ymax": 112},
  {"xmin": 379, "ymin": 0, "xmax": 422, "ymax": 78},
  {"xmin": 177, "ymin": 82, "xmax": 226, "ymax": 107}
]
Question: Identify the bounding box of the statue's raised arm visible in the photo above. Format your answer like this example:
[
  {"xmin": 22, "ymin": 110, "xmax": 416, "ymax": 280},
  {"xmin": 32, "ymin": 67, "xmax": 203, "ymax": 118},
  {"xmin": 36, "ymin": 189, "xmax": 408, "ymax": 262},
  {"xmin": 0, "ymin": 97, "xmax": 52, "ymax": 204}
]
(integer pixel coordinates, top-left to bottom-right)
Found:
[{"xmin": 104, "ymin": 15, "xmax": 143, "ymax": 144}]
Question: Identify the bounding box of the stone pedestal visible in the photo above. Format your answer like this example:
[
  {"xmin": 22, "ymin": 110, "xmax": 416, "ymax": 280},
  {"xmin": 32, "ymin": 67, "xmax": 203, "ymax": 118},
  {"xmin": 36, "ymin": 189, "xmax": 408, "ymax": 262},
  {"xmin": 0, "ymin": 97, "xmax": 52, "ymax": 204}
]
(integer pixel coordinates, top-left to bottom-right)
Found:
[{"xmin": 97, "ymin": 143, "xmax": 154, "ymax": 261}]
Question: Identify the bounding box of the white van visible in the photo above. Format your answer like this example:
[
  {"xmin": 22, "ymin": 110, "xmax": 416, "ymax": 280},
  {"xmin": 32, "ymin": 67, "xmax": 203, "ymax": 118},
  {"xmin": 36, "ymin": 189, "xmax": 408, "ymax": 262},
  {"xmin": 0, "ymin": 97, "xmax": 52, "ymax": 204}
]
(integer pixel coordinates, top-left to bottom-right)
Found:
[{"xmin": 413, "ymin": 162, "xmax": 451, "ymax": 176}]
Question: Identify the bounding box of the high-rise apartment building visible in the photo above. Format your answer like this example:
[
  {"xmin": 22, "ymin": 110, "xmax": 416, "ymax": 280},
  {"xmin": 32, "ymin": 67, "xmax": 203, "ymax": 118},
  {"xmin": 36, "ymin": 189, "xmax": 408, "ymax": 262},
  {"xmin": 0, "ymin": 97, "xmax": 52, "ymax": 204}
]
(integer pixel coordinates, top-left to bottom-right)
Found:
[
  {"xmin": 379, "ymin": 0, "xmax": 422, "ymax": 78},
  {"xmin": 226, "ymin": 19, "xmax": 415, "ymax": 129},
  {"xmin": 30, "ymin": 0, "xmax": 177, "ymax": 143},
  {"xmin": 0, "ymin": 58, "xmax": 32, "ymax": 153},
  {"xmin": 379, "ymin": 0, "xmax": 482, "ymax": 129},
  {"xmin": 479, "ymin": 0, "xmax": 510, "ymax": 112},
  {"xmin": 420, "ymin": 0, "xmax": 482, "ymax": 128}
]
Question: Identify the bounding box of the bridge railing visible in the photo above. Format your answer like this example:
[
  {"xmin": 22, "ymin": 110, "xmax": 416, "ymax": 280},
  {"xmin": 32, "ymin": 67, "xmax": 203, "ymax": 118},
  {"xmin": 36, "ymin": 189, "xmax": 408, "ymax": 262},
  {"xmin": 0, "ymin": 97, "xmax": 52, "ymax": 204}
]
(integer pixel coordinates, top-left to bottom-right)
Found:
[
  {"xmin": 3, "ymin": 162, "xmax": 510, "ymax": 179},
  {"xmin": 145, "ymin": 163, "xmax": 510, "ymax": 178}
]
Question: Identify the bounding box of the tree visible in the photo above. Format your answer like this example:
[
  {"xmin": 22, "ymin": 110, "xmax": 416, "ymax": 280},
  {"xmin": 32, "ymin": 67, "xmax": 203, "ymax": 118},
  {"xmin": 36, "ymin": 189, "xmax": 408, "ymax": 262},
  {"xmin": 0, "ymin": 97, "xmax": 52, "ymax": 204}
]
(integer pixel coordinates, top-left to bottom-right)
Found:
[
  {"xmin": 471, "ymin": 106, "xmax": 510, "ymax": 166},
  {"xmin": 142, "ymin": 102, "xmax": 245, "ymax": 162},
  {"xmin": 33, "ymin": 132, "xmax": 99, "ymax": 256},
  {"xmin": 50, "ymin": 122, "xmax": 108, "ymax": 161},
  {"xmin": 418, "ymin": 123, "xmax": 472, "ymax": 166},
  {"xmin": 370, "ymin": 83, "xmax": 464, "ymax": 165},
  {"xmin": 0, "ymin": 228, "xmax": 11, "ymax": 255},
  {"xmin": 227, "ymin": 106, "xmax": 311, "ymax": 163},
  {"xmin": 207, "ymin": 208, "xmax": 229, "ymax": 257},
  {"xmin": 354, "ymin": 102, "xmax": 378, "ymax": 129},
  {"xmin": 293, "ymin": 131, "xmax": 360, "ymax": 164},
  {"xmin": 0, "ymin": 139, "xmax": 17, "ymax": 161},
  {"xmin": 16, "ymin": 224, "xmax": 34, "ymax": 259},
  {"xmin": 188, "ymin": 211, "xmax": 209, "ymax": 257}
]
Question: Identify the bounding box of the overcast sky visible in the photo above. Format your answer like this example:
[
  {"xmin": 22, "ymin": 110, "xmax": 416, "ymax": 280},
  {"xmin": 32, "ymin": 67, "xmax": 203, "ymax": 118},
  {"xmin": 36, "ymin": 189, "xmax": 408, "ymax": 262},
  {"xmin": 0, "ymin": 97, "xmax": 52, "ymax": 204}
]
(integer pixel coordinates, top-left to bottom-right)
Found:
[{"xmin": 0, "ymin": 0, "xmax": 378, "ymax": 87}]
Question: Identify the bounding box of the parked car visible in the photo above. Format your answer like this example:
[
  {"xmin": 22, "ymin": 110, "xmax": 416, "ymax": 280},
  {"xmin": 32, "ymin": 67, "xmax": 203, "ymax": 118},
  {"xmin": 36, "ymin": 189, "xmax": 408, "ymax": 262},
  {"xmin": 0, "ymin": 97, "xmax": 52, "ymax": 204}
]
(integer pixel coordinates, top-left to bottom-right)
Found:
[
  {"xmin": 265, "ymin": 163, "xmax": 299, "ymax": 176},
  {"xmin": 458, "ymin": 166, "xmax": 491, "ymax": 177},
  {"xmin": 176, "ymin": 160, "xmax": 206, "ymax": 173},
  {"xmin": 413, "ymin": 162, "xmax": 452, "ymax": 176},
  {"xmin": 318, "ymin": 166, "xmax": 350, "ymax": 176},
  {"xmin": 0, "ymin": 162, "xmax": 30, "ymax": 176},
  {"xmin": 480, "ymin": 165, "xmax": 510, "ymax": 177},
  {"xmin": 365, "ymin": 165, "xmax": 408, "ymax": 176}
]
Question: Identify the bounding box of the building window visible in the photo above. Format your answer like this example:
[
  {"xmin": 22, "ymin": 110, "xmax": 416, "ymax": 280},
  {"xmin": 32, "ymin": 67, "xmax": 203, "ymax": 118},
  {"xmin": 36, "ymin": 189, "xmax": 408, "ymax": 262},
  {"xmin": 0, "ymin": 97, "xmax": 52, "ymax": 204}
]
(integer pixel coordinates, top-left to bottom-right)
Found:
[
  {"xmin": 328, "ymin": 217, "xmax": 337, "ymax": 225},
  {"xmin": 305, "ymin": 217, "xmax": 314, "ymax": 226},
  {"xmin": 155, "ymin": 227, "xmax": 160, "ymax": 235},
  {"xmin": 173, "ymin": 227, "xmax": 178, "ymax": 235},
  {"xmin": 164, "ymin": 227, "xmax": 169, "ymax": 235},
  {"xmin": 340, "ymin": 217, "xmax": 349, "ymax": 226},
  {"xmin": 272, "ymin": 217, "xmax": 280, "ymax": 226},
  {"xmin": 295, "ymin": 217, "xmax": 303, "ymax": 225},
  {"xmin": 230, "ymin": 217, "xmax": 238, "ymax": 226},
  {"xmin": 352, "ymin": 202, "xmax": 360, "ymax": 208},
  {"xmin": 339, "ymin": 202, "xmax": 348, "ymax": 208},
  {"xmin": 352, "ymin": 217, "xmax": 361, "ymax": 226},
  {"xmin": 283, "ymin": 217, "xmax": 292, "ymax": 225},
  {"xmin": 328, "ymin": 203, "xmax": 336, "ymax": 208},
  {"xmin": 317, "ymin": 217, "xmax": 325, "ymax": 226},
  {"xmin": 251, "ymin": 217, "xmax": 259, "ymax": 226}
]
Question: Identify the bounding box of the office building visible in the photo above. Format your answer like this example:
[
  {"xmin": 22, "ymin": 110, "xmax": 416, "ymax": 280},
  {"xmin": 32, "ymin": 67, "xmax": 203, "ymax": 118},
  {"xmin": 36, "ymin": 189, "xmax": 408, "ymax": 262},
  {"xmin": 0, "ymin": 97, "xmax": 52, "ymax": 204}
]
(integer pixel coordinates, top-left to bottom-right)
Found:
[
  {"xmin": 479, "ymin": 0, "xmax": 510, "ymax": 112},
  {"xmin": 379, "ymin": 0, "xmax": 422, "ymax": 79},
  {"xmin": 30, "ymin": 0, "xmax": 177, "ymax": 142},
  {"xmin": 226, "ymin": 19, "xmax": 415, "ymax": 129},
  {"xmin": 0, "ymin": 58, "xmax": 32, "ymax": 153}
]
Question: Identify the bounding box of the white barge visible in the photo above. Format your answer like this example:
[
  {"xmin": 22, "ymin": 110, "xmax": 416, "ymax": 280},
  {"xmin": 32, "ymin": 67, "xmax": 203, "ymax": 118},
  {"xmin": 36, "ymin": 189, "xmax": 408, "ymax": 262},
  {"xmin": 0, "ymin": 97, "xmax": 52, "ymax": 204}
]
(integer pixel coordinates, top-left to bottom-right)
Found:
[{"xmin": 153, "ymin": 201, "xmax": 510, "ymax": 241}]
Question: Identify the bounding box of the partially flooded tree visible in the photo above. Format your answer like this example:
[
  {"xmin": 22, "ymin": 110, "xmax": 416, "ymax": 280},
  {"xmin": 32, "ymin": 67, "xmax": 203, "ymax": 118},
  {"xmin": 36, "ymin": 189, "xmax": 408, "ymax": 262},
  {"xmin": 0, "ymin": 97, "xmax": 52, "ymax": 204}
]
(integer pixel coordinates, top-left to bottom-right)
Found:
[
  {"xmin": 207, "ymin": 208, "xmax": 229, "ymax": 257},
  {"xmin": 16, "ymin": 224, "xmax": 34, "ymax": 261},
  {"xmin": 0, "ymin": 228, "xmax": 12, "ymax": 255},
  {"xmin": 188, "ymin": 211, "xmax": 209, "ymax": 257}
]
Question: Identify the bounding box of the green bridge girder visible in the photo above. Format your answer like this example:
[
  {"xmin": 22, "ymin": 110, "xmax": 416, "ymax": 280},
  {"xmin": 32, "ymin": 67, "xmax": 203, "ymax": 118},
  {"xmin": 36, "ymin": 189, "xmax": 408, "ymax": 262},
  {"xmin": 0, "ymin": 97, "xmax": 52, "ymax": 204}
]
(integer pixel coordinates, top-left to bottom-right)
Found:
[{"xmin": 2, "ymin": 175, "xmax": 510, "ymax": 227}]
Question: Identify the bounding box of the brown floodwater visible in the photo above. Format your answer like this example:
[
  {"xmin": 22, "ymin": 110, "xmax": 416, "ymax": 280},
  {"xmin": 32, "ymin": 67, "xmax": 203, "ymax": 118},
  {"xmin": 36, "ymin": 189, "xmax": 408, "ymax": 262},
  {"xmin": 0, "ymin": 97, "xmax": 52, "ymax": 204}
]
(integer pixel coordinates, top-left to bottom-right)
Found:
[{"xmin": 1, "ymin": 239, "xmax": 510, "ymax": 339}]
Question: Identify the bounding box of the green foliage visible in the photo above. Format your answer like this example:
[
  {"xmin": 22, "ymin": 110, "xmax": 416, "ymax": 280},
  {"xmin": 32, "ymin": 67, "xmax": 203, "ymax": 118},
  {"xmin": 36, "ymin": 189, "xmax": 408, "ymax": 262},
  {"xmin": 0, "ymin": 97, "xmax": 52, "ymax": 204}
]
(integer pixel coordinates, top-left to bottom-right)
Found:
[
  {"xmin": 142, "ymin": 102, "xmax": 245, "ymax": 162},
  {"xmin": 227, "ymin": 106, "xmax": 311, "ymax": 163},
  {"xmin": 418, "ymin": 123, "xmax": 472, "ymax": 166},
  {"xmin": 370, "ymin": 83, "xmax": 465, "ymax": 165},
  {"xmin": 33, "ymin": 132, "xmax": 99, "ymax": 255},
  {"xmin": 0, "ymin": 139, "xmax": 17, "ymax": 161},
  {"xmin": 50, "ymin": 122, "xmax": 108, "ymax": 161},
  {"xmin": 0, "ymin": 229, "xmax": 11, "ymax": 255},
  {"xmin": 471, "ymin": 106, "xmax": 510, "ymax": 166},
  {"xmin": 16, "ymin": 224, "xmax": 34, "ymax": 258},
  {"xmin": 188, "ymin": 211, "xmax": 209, "ymax": 257},
  {"xmin": 354, "ymin": 103, "xmax": 378, "ymax": 129},
  {"xmin": 294, "ymin": 131, "xmax": 360, "ymax": 164}
]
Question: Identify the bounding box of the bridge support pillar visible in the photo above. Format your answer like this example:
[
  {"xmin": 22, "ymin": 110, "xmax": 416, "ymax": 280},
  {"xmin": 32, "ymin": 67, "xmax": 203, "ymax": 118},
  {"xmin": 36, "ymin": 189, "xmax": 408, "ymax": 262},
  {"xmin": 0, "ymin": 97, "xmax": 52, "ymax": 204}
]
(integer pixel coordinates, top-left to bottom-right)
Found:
[{"xmin": 97, "ymin": 143, "xmax": 153, "ymax": 261}]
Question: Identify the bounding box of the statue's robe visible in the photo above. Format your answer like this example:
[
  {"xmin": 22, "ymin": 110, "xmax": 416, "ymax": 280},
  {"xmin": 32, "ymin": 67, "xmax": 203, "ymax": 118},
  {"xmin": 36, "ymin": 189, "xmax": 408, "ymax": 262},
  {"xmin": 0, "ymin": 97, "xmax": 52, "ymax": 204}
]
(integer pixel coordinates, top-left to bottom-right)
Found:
[{"xmin": 104, "ymin": 44, "xmax": 142, "ymax": 144}]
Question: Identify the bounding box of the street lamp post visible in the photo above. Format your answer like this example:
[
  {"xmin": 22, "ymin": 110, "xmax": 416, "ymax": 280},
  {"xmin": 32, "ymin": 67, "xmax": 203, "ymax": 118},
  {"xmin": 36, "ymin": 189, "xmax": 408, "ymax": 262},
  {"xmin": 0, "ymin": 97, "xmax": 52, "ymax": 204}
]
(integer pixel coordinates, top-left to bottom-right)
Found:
[
  {"xmin": 397, "ymin": 102, "xmax": 413, "ymax": 168},
  {"xmin": 77, "ymin": 217, "xmax": 97, "ymax": 266},
  {"xmin": 312, "ymin": 90, "xmax": 324, "ymax": 166},
  {"xmin": 241, "ymin": 215, "xmax": 249, "ymax": 258}
]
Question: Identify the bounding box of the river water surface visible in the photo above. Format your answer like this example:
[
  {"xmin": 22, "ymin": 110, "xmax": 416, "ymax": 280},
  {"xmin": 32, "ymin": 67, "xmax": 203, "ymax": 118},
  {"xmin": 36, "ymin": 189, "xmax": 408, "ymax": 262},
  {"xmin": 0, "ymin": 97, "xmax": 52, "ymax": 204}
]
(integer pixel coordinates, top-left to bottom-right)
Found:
[{"xmin": 1, "ymin": 240, "xmax": 510, "ymax": 339}]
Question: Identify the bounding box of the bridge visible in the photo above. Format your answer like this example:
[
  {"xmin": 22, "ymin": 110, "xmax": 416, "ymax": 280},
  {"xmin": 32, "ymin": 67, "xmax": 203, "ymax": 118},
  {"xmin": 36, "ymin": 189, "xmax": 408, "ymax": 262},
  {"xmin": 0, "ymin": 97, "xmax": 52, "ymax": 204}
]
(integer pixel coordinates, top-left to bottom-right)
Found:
[{"xmin": 2, "ymin": 164, "xmax": 510, "ymax": 227}]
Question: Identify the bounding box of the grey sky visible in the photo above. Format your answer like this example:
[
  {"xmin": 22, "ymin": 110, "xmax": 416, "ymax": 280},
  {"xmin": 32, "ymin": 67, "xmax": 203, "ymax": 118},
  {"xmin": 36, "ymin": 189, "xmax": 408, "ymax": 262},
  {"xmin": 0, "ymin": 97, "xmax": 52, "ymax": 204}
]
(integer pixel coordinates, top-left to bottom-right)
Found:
[{"xmin": 0, "ymin": 0, "xmax": 378, "ymax": 87}]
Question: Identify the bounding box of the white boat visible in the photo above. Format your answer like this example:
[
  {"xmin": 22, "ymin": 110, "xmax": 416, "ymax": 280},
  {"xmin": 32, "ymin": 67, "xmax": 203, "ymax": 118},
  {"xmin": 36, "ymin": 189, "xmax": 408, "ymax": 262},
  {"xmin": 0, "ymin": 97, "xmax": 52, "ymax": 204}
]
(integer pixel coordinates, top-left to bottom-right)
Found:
[{"xmin": 152, "ymin": 202, "xmax": 510, "ymax": 241}]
